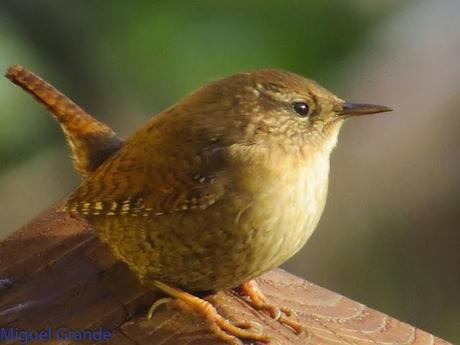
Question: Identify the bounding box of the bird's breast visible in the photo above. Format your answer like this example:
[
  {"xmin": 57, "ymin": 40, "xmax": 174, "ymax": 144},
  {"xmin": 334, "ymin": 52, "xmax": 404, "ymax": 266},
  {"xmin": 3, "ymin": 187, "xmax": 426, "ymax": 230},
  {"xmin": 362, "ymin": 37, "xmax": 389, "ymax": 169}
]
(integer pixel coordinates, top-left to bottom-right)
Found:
[{"xmin": 234, "ymin": 149, "xmax": 331, "ymax": 277}]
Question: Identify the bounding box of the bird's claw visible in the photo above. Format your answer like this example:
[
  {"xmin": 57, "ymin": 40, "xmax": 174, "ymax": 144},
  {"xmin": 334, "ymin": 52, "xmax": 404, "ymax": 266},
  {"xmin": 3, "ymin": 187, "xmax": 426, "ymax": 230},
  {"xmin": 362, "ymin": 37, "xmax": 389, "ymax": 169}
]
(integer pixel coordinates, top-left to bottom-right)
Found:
[{"xmin": 238, "ymin": 280, "xmax": 303, "ymax": 334}]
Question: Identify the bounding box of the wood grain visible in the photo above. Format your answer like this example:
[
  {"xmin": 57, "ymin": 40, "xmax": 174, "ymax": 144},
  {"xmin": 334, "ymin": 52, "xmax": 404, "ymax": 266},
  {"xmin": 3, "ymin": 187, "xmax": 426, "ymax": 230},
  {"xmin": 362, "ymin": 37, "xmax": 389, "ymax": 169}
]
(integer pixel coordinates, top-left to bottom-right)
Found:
[{"xmin": 0, "ymin": 204, "xmax": 452, "ymax": 345}]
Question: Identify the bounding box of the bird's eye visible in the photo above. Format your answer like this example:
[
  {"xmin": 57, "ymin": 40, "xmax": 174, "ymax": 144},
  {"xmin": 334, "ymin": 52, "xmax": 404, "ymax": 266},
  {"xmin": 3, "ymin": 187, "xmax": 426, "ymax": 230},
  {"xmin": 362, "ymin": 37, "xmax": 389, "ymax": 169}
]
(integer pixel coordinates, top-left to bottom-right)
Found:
[{"xmin": 292, "ymin": 102, "xmax": 310, "ymax": 117}]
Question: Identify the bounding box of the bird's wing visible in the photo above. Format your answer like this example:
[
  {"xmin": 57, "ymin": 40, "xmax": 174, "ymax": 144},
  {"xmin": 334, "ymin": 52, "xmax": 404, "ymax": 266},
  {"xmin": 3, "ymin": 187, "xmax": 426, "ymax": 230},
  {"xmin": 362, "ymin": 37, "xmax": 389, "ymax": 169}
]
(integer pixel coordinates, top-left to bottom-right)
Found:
[{"xmin": 65, "ymin": 128, "xmax": 228, "ymax": 218}]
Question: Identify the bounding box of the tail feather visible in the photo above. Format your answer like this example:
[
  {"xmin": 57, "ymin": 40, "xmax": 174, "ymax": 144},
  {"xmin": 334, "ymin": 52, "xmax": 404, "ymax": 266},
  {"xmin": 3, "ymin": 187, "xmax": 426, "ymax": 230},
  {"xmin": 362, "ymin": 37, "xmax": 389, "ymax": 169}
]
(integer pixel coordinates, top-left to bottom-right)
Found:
[{"xmin": 5, "ymin": 64, "xmax": 123, "ymax": 176}]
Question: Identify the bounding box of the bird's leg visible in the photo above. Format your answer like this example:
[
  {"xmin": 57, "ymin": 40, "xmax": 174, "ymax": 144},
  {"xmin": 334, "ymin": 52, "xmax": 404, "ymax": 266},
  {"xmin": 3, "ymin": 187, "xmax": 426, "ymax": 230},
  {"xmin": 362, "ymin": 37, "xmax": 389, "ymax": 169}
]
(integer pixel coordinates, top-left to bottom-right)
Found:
[
  {"xmin": 237, "ymin": 280, "xmax": 303, "ymax": 334},
  {"xmin": 148, "ymin": 280, "xmax": 270, "ymax": 345}
]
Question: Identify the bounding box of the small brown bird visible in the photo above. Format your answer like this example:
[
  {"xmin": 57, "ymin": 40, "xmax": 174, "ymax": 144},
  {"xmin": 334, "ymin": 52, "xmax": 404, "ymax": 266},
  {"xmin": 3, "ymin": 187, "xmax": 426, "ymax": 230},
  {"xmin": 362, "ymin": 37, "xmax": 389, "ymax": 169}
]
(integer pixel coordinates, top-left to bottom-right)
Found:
[{"xmin": 6, "ymin": 65, "xmax": 391, "ymax": 344}]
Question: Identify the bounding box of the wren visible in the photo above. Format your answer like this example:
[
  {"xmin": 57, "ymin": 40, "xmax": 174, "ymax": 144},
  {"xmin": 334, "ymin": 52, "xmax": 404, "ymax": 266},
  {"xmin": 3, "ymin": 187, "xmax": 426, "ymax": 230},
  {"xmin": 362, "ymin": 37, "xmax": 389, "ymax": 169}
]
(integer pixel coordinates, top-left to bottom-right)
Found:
[{"xmin": 6, "ymin": 65, "xmax": 391, "ymax": 344}]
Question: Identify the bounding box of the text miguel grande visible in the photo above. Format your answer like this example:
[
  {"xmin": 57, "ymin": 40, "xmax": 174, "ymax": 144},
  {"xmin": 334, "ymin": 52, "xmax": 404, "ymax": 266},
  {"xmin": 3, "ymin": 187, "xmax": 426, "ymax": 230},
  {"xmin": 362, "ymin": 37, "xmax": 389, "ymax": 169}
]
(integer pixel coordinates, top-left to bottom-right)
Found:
[{"xmin": 0, "ymin": 326, "xmax": 112, "ymax": 344}]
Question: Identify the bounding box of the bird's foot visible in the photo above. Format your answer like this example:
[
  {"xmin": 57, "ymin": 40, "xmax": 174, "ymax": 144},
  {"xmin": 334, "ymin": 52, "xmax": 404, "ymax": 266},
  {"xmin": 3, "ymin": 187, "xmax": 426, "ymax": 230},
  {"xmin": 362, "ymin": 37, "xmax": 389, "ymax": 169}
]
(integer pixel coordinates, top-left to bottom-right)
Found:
[
  {"xmin": 238, "ymin": 280, "xmax": 302, "ymax": 334},
  {"xmin": 148, "ymin": 280, "xmax": 270, "ymax": 345}
]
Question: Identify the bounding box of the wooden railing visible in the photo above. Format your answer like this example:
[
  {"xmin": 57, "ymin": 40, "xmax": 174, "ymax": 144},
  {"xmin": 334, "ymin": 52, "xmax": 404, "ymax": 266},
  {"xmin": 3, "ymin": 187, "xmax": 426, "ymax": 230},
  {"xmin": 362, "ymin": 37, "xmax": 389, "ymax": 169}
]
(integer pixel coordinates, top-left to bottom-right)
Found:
[{"xmin": 0, "ymin": 202, "xmax": 451, "ymax": 345}]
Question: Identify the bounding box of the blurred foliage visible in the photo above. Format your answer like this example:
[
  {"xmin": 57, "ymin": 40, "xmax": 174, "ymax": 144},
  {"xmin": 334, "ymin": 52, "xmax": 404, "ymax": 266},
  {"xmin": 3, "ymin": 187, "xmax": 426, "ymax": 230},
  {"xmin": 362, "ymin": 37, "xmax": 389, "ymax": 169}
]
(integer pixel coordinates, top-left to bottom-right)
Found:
[{"xmin": 1, "ymin": 1, "xmax": 458, "ymax": 343}]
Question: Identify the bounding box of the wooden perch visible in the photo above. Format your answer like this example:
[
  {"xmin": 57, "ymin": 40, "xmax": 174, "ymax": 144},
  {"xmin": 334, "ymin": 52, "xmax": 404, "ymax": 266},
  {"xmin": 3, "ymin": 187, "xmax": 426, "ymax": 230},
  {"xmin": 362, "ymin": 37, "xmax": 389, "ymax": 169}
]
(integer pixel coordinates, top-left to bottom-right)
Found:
[{"xmin": 0, "ymin": 203, "xmax": 451, "ymax": 345}]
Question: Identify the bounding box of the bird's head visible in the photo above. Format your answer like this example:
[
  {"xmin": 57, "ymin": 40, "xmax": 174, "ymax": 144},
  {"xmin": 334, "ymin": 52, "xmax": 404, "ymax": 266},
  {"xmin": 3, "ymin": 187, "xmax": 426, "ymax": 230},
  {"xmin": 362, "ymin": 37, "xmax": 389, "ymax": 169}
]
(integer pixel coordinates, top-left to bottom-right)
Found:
[{"xmin": 157, "ymin": 69, "xmax": 391, "ymax": 162}]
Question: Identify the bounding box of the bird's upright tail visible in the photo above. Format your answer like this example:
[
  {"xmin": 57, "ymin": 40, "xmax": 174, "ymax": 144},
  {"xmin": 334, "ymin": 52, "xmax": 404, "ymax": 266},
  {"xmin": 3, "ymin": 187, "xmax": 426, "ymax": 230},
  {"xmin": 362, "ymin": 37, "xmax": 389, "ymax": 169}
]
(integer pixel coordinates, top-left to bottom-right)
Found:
[{"xmin": 5, "ymin": 64, "xmax": 123, "ymax": 176}]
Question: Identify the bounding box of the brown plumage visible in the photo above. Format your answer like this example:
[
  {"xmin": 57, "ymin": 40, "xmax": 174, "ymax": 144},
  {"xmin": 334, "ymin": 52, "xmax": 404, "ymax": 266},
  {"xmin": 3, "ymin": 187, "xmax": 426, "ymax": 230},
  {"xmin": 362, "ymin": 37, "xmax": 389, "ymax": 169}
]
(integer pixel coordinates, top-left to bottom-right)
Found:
[
  {"xmin": 66, "ymin": 70, "xmax": 345, "ymax": 289},
  {"xmin": 6, "ymin": 65, "xmax": 391, "ymax": 344}
]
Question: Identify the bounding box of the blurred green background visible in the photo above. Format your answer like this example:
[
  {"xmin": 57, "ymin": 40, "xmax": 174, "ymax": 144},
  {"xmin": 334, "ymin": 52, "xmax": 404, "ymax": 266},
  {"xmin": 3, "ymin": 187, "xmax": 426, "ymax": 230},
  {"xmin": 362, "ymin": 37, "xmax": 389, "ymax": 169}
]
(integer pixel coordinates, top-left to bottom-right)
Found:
[{"xmin": 0, "ymin": 1, "xmax": 458, "ymax": 342}]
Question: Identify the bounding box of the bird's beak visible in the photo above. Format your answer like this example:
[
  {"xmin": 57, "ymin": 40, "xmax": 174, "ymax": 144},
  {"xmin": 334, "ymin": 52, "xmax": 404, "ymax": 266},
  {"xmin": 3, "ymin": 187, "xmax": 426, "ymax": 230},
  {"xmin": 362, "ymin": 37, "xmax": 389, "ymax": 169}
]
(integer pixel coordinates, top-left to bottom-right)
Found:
[{"xmin": 338, "ymin": 102, "xmax": 393, "ymax": 117}]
